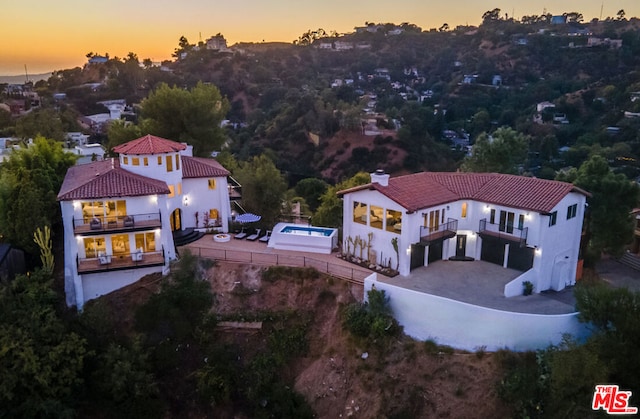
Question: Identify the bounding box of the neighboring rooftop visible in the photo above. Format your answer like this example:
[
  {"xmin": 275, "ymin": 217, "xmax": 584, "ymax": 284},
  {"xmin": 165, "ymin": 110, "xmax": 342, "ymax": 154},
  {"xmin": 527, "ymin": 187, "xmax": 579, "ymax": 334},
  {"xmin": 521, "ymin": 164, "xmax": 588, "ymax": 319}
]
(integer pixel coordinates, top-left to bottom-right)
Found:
[
  {"xmin": 112, "ymin": 134, "xmax": 187, "ymax": 155},
  {"xmin": 339, "ymin": 172, "xmax": 589, "ymax": 214}
]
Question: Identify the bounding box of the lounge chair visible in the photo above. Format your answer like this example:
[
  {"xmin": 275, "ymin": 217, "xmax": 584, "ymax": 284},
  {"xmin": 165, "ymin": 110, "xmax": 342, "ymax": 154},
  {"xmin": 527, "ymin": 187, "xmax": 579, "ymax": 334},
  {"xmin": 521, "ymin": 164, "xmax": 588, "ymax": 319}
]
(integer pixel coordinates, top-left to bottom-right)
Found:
[
  {"xmin": 234, "ymin": 228, "xmax": 247, "ymax": 239},
  {"xmin": 258, "ymin": 230, "xmax": 271, "ymax": 243},
  {"xmin": 246, "ymin": 228, "xmax": 262, "ymax": 241}
]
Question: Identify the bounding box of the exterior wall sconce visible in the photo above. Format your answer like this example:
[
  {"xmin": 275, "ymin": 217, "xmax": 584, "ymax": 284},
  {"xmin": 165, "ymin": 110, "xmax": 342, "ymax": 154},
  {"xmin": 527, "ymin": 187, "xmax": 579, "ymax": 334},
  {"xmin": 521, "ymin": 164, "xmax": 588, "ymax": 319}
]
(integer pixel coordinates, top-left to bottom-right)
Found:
[{"xmin": 183, "ymin": 196, "xmax": 189, "ymax": 206}]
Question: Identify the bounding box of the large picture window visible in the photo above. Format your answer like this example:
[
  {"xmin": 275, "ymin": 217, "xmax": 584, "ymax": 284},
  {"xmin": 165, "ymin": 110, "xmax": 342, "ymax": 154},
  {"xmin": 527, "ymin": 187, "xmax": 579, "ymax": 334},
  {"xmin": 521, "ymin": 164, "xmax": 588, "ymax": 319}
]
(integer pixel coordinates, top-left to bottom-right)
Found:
[
  {"xmin": 83, "ymin": 237, "xmax": 106, "ymax": 258},
  {"xmin": 135, "ymin": 232, "xmax": 156, "ymax": 252},
  {"xmin": 82, "ymin": 200, "xmax": 126, "ymax": 222},
  {"xmin": 386, "ymin": 209, "xmax": 402, "ymax": 233},
  {"xmin": 353, "ymin": 201, "xmax": 367, "ymax": 225},
  {"xmin": 111, "ymin": 234, "xmax": 130, "ymax": 255}
]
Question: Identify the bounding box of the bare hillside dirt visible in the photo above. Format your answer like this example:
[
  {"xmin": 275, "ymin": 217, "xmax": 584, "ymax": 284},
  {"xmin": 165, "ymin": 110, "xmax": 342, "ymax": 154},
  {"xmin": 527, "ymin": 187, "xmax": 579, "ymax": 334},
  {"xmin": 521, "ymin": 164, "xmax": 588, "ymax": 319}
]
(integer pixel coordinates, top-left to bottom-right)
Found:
[{"xmin": 101, "ymin": 261, "xmax": 511, "ymax": 418}]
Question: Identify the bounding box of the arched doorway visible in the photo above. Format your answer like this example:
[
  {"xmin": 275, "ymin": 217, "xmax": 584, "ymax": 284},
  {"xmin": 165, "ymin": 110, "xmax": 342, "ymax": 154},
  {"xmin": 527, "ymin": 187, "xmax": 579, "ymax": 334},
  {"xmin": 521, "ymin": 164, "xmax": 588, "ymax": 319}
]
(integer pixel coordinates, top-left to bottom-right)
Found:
[{"xmin": 170, "ymin": 208, "xmax": 182, "ymax": 231}]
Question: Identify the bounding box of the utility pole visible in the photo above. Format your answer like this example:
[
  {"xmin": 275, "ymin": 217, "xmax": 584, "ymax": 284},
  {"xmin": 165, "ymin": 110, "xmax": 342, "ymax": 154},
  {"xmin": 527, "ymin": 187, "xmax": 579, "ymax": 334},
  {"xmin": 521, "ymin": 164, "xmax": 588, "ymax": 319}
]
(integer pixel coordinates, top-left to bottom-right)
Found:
[{"xmin": 24, "ymin": 64, "xmax": 29, "ymax": 83}]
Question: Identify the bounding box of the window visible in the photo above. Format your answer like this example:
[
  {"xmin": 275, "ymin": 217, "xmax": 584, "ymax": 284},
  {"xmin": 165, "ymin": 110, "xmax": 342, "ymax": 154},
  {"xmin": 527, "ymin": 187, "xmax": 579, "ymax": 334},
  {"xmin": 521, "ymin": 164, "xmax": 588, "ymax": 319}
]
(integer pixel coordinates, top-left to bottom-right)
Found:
[
  {"xmin": 168, "ymin": 184, "xmax": 175, "ymax": 198},
  {"xmin": 111, "ymin": 234, "xmax": 130, "ymax": 255},
  {"xmin": 370, "ymin": 205, "xmax": 383, "ymax": 229},
  {"xmin": 132, "ymin": 157, "xmax": 140, "ymax": 166},
  {"xmin": 157, "ymin": 156, "xmax": 162, "ymax": 165},
  {"xmin": 177, "ymin": 183, "xmax": 182, "ymax": 195},
  {"xmin": 518, "ymin": 214, "xmax": 525, "ymax": 230},
  {"xmin": 499, "ymin": 211, "xmax": 515, "ymax": 234},
  {"xmin": 166, "ymin": 155, "xmax": 173, "ymax": 172},
  {"xmin": 353, "ymin": 201, "xmax": 367, "ymax": 225},
  {"xmin": 143, "ymin": 157, "xmax": 148, "ymax": 166},
  {"xmin": 489, "ymin": 209, "xmax": 496, "ymax": 224},
  {"xmin": 176, "ymin": 154, "xmax": 180, "ymax": 170},
  {"xmin": 461, "ymin": 202, "xmax": 467, "ymax": 218},
  {"xmin": 208, "ymin": 179, "xmax": 216, "ymax": 190},
  {"xmin": 135, "ymin": 232, "xmax": 155, "ymax": 252},
  {"xmin": 386, "ymin": 209, "xmax": 402, "ymax": 233},
  {"xmin": 123, "ymin": 156, "xmax": 128, "ymax": 165},
  {"xmin": 209, "ymin": 208, "xmax": 219, "ymax": 223},
  {"xmin": 83, "ymin": 237, "xmax": 105, "ymax": 258},
  {"xmin": 567, "ymin": 204, "xmax": 578, "ymax": 220},
  {"xmin": 81, "ymin": 200, "xmax": 126, "ymax": 222},
  {"xmin": 549, "ymin": 211, "xmax": 558, "ymax": 227},
  {"xmin": 425, "ymin": 209, "xmax": 440, "ymax": 233}
]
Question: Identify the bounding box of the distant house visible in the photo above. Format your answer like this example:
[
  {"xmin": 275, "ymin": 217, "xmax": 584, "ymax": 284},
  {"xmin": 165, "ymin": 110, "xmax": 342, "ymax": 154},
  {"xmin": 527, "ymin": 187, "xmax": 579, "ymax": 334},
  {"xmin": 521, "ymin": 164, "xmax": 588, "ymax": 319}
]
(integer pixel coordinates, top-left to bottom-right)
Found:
[
  {"xmin": 631, "ymin": 209, "xmax": 640, "ymax": 256},
  {"xmin": 205, "ymin": 34, "xmax": 228, "ymax": 51},
  {"xmin": 550, "ymin": 15, "xmax": 567, "ymax": 24},
  {"xmin": 88, "ymin": 55, "xmax": 109, "ymax": 64},
  {"xmin": 334, "ymin": 41, "xmax": 354, "ymax": 51},
  {"xmin": 462, "ymin": 75, "xmax": 478, "ymax": 84},
  {"xmin": 339, "ymin": 171, "xmax": 589, "ymax": 297}
]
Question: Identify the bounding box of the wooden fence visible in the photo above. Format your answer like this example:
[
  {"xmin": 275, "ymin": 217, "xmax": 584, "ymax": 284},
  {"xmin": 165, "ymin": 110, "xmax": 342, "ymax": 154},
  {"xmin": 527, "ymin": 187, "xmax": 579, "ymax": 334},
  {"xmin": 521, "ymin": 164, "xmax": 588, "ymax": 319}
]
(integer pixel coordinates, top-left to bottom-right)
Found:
[{"xmin": 183, "ymin": 246, "xmax": 367, "ymax": 284}]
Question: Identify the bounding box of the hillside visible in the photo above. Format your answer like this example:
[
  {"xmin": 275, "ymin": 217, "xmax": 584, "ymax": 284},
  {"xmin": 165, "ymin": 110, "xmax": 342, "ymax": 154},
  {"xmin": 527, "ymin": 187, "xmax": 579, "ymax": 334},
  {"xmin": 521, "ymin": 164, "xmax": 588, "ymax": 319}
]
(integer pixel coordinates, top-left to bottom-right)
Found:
[{"xmin": 96, "ymin": 261, "xmax": 511, "ymax": 418}]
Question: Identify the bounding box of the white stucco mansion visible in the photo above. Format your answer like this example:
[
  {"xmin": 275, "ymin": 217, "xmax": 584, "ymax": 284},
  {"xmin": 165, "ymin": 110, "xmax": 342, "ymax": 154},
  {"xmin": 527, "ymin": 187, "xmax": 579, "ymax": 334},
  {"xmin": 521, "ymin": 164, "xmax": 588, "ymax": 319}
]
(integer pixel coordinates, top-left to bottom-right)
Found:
[
  {"xmin": 57, "ymin": 135, "xmax": 233, "ymax": 308},
  {"xmin": 339, "ymin": 170, "xmax": 590, "ymax": 297}
]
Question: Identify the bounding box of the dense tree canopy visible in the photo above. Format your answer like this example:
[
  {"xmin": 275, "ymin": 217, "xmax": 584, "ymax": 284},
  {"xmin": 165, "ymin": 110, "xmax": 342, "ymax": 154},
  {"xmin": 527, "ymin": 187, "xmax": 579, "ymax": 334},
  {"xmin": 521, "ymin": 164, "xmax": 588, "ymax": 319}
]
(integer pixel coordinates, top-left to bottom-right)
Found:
[
  {"xmin": 234, "ymin": 154, "xmax": 288, "ymax": 227},
  {"xmin": 461, "ymin": 127, "xmax": 529, "ymax": 174},
  {"xmin": 313, "ymin": 172, "xmax": 370, "ymax": 228},
  {"xmin": 559, "ymin": 154, "xmax": 640, "ymax": 258},
  {"xmin": 0, "ymin": 137, "xmax": 76, "ymax": 255},
  {"xmin": 139, "ymin": 82, "xmax": 230, "ymax": 157}
]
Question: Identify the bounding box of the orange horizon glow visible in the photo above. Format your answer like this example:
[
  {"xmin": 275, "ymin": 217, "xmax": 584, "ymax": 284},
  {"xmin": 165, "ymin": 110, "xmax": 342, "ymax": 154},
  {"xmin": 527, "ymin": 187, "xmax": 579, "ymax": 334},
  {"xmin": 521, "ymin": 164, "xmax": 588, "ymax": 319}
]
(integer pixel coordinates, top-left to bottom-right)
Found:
[{"xmin": 2, "ymin": 0, "xmax": 639, "ymax": 75}]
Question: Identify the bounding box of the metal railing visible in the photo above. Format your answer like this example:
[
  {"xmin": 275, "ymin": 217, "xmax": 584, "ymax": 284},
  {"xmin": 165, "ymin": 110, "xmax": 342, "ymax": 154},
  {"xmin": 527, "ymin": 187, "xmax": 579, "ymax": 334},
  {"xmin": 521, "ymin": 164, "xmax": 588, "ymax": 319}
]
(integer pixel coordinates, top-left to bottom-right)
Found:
[
  {"xmin": 76, "ymin": 247, "xmax": 165, "ymax": 274},
  {"xmin": 73, "ymin": 211, "xmax": 162, "ymax": 234},
  {"xmin": 420, "ymin": 218, "xmax": 458, "ymax": 242},
  {"xmin": 479, "ymin": 218, "xmax": 528, "ymax": 246},
  {"xmin": 185, "ymin": 246, "xmax": 368, "ymax": 284}
]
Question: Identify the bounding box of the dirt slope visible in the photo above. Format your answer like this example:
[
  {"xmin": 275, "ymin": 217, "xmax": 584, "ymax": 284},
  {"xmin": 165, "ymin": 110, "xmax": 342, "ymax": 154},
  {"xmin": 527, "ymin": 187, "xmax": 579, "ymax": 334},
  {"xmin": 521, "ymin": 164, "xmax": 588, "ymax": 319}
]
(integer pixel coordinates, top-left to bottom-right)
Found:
[{"xmin": 101, "ymin": 261, "xmax": 511, "ymax": 418}]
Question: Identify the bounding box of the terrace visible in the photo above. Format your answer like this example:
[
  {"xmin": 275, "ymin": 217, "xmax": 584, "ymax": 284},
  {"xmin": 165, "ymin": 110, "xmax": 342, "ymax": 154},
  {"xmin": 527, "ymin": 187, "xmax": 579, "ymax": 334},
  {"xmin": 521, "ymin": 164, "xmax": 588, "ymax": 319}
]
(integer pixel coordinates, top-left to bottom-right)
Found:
[
  {"xmin": 77, "ymin": 249, "xmax": 165, "ymax": 274},
  {"xmin": 73, "ymin": 212, "xmax": 162, "ymax": 235}
]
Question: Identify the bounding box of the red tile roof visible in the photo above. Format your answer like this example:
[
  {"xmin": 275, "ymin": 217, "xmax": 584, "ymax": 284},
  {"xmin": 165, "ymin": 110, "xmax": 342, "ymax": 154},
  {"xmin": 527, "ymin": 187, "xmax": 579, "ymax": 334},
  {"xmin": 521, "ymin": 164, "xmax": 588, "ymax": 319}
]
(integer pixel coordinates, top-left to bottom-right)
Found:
[
  {"xmin": 339, "ymin": 172, "xmax": 590, "ymax": 214},
  {"xmin": 112, "ymin": 134, "xmax": 186, "ymax": 155},
  {"xmin": 57, "ymin": 159, "xmax": 170, "ymax": 201},
  {"xmin": 181, "ymin": 156, "xmax": 230, "ymax": 178}
]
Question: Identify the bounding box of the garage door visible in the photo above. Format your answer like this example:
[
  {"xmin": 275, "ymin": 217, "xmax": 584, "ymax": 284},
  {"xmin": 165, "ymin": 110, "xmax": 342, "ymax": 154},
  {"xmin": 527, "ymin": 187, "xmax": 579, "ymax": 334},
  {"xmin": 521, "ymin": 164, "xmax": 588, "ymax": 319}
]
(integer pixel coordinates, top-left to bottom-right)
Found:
[
  {"xmin": 507, "ymin": 246, "xmax": 534, "ymax": 271},
  {"xmin": 428, "ymin": 241, "xmax": 443, "ymax": 264},
  {"xmin": 481, "ymin": 237, "xmax": 505, "ymax": 266}
]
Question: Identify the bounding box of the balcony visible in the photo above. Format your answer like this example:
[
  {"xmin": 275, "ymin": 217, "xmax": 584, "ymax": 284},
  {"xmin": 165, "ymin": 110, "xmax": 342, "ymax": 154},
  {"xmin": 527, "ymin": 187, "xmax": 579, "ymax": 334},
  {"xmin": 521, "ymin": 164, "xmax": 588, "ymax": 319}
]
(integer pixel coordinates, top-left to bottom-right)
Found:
[
  {"xmin": 478, "ymin": 219, "xmax": 528, "ymax": 247},
  {"xmin": 419, "ymin": 218, "xmax": 458, "ymax": 245},
  {"xmin": 77, "ymin": 249, "xmax": 165, "ymax": 274},
  {"xmin": 73, "ymin": 212, "xmax": 162, "ymax": 235}
]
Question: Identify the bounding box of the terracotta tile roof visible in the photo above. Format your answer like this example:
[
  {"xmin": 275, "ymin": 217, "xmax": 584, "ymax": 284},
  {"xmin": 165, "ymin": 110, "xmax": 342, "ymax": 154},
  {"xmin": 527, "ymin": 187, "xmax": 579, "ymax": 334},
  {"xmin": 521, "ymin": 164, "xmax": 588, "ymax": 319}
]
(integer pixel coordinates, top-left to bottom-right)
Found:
[
  {"xmin": 181, "ymin": 156, "xmax": 230, "ymax": 178},
  {"xmin": 112, "ymin": 134, "xmax": 186, "ymax": 155},
  {"xmin": 339, "ymin": 172, "xmax": 590, "ymax": 214},
  {"xmin": 57, "ymin": 159, "xmax": 170, "ymax": 201}
]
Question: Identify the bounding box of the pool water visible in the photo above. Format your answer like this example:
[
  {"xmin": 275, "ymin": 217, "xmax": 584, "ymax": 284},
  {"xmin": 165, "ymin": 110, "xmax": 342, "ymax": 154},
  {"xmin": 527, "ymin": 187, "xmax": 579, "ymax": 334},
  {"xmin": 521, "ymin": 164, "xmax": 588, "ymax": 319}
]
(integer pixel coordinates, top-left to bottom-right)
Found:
[{"xmin": 280, "ymin": 225, "xmax": 334, "ymax": 237}]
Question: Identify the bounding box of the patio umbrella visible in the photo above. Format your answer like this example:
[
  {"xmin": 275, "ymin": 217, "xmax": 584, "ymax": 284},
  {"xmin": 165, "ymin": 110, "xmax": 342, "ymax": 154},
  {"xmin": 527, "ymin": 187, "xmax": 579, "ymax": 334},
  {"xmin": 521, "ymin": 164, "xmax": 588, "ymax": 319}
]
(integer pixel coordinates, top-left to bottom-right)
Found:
[{"xmin": 235, "ymin": 213, "xmax": 261, "ymax": 223}]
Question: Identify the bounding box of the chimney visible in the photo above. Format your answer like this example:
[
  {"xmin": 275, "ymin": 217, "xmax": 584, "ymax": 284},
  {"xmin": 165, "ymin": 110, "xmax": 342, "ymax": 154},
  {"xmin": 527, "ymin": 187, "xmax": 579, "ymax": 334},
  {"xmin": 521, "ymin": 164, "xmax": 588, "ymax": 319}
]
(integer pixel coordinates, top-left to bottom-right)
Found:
[{"xmin": 370, "ymin": 169, "xmax": 390, "ymax": 186}]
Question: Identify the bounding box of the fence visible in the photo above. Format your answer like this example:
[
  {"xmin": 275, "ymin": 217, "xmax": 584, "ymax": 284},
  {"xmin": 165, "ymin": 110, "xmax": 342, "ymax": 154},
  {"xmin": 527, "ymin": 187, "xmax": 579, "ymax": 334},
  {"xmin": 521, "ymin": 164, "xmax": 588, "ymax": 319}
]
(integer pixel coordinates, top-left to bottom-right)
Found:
[{"xmin": 184, "ymin": 246, "xmax": 367, "ymax": 284}]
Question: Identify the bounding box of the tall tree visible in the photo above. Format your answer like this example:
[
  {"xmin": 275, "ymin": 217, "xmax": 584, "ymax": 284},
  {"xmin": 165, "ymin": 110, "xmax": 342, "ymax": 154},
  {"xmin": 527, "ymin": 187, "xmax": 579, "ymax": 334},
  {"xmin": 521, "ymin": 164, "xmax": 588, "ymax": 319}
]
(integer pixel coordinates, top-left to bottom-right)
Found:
[
  {"xmin": 139, "ymin": 82, "xmax": 230, "ymax": 157},
  {"xmin": 461, "ymin": 127, "xmax": 528, "ymax": 174},
  {"xmin": 234, "ymin": 155, "xmax": 287, "ymax": 227},
  {"xmin": 559, "ymin": 155, "xmax": 639, "ymax": 258},
  {"xmin": 313, "ymin": 172, "xmax": 370, "ymax": 228},
  {"xmin": 106, "ymin": 119, "xmax": 143, "ymax": 152},
  {"xmin": 0, "ymin": 137, "xmax": 76, "ymax": 255}
]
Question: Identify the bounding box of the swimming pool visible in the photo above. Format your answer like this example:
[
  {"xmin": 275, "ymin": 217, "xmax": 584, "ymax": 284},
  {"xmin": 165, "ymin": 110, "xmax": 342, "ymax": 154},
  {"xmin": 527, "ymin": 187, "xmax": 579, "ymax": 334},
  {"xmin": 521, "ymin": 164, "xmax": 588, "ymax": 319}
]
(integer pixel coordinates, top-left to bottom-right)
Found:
[{"xmin": 267, "ymin": 223, "xmax": 338, "ymax": 254}]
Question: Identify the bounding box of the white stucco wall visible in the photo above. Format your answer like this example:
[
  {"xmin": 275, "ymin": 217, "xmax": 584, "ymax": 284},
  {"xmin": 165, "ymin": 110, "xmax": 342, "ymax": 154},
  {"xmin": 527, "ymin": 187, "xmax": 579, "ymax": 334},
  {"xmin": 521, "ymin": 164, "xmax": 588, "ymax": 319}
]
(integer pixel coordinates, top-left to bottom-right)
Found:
[
  {"xmin": 82, "ymin": 266, "xmax": 164, "ymax": 304},
  {"xmin": 365, "ymin": 275, "xmax": 591, "ymax": 351},
  {"xmin": 182, "ymin": 176, "xmax": 231, "ymax": 232}
]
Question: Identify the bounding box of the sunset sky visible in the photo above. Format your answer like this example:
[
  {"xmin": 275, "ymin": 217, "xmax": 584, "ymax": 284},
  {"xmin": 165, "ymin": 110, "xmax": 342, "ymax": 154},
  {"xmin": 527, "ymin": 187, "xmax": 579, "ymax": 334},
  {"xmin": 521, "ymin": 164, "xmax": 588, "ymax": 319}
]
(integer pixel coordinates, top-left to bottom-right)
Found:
[{"xmin": 1, "ymin": 0, "xmax": 639, "ymax": 75}]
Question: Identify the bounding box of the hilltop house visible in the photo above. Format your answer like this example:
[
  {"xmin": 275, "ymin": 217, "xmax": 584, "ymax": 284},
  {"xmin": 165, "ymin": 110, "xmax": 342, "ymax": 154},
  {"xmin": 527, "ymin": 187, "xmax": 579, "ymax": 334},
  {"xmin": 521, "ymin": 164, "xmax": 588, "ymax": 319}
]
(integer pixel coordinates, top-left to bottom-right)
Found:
[
  {"xmin": 58, "ymin": 135, "xmax": 233, "ymax": 309},
  {"xmin": 339, "ymin": 171, "xmax": 589, "ymax": 297}
]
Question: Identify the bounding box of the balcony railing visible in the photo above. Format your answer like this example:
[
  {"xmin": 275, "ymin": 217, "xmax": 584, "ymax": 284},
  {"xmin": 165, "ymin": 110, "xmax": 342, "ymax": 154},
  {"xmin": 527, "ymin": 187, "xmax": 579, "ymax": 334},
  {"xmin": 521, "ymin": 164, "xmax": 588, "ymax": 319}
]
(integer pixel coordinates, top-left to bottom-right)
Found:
[
  {"xmin": 77, "ymin": 248, "xmax": 165, "ymax": 274},
  {"xmin": 478, "ymin": 219, "xmax": 528, "ymax": 246},
  {"xmin": 73, "ymin": 212, "xmax": 162, "ymax": 234},
  {"xmin": 419, "ymin": 218, "xmax": 458, "ymax": 244}
]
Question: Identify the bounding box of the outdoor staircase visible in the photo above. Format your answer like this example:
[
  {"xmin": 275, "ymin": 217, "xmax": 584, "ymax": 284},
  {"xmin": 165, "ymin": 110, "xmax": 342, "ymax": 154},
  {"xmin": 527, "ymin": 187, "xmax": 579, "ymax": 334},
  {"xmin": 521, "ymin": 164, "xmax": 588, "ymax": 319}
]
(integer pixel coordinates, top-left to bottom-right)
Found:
[
  {"xmin": 173, "ymin": 228, "xmax": 204, "ymax": 247},
  {"xmin": 619, "ymin": 252, "xmax": 640, "ymax": 271}
]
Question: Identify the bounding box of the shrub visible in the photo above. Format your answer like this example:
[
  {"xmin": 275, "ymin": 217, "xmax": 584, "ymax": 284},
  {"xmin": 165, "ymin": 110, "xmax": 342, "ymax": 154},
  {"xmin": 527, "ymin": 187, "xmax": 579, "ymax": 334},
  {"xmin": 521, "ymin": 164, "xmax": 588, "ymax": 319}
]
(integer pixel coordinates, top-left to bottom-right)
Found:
[
  {"xmin": 522, "ymin": 281, "xmax": 534, "ymax": 296},
  {"xmin": 342, "ymin": 289, "xmax": 401, "ymax": 341}
]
